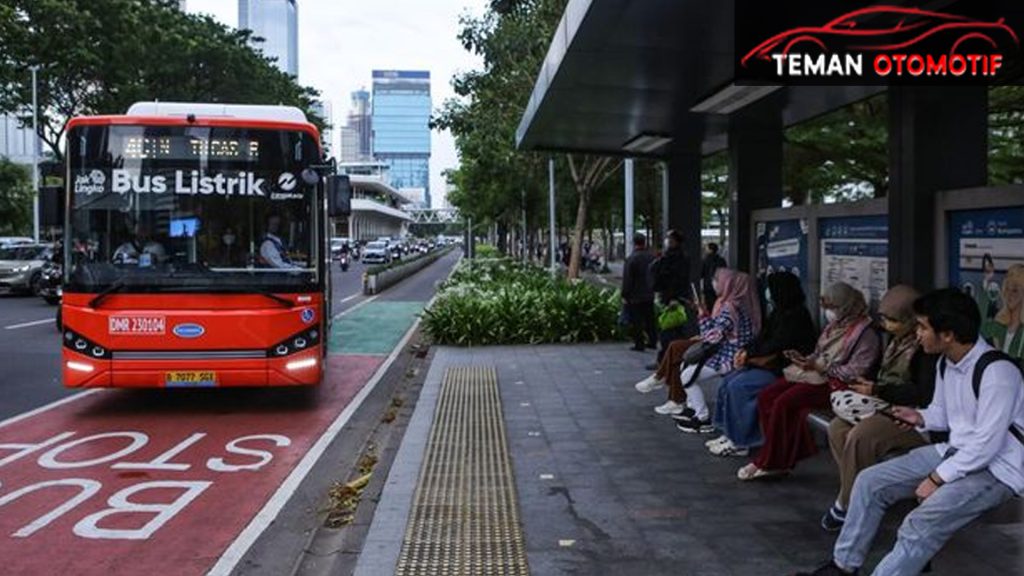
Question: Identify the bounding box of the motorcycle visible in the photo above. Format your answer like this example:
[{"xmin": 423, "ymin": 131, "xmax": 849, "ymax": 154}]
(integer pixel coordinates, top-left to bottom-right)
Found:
[
  {"xmin": 38, "ymin": 260, "xmax": 62, "ymax": 305},
  {"xmin": 339, "ymin": 253, "xmax": 350, "ymax": 272}
]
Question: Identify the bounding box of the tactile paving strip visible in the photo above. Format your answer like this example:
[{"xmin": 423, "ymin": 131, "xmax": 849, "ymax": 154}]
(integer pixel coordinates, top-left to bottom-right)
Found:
[{"xmin": 395, "ymin": 366, "xmax": 529, "ymax": 576}]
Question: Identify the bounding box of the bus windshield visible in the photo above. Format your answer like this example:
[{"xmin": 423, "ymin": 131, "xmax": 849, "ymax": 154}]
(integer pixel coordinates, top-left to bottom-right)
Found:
[{"xmin": 65, "ymin": 124, "xmax": 322, "ymax": 293}]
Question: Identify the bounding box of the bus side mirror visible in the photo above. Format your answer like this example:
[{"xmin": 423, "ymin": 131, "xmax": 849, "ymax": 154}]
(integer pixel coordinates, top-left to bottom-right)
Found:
[{"xmin": 328, "ymin": 175, "xmax": 352, "ymax": 217}]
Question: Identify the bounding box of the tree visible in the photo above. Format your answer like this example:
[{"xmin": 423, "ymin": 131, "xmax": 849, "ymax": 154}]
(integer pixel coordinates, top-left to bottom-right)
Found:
[
  {"xmin": 0, "ymin": 0, "xmax": 324, "ymax": 163},
  {"xmin": 989, "ymin": 86, "xmax": 1024, "ymax": 185},
  {"xmin": 0, "ymin": 159, "xmax": 32, "ymax": 235}
]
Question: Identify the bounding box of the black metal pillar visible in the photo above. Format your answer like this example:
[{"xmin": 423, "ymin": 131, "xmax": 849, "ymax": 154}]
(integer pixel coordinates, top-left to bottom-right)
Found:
[
  {"xmin": 666, "ymin": 140, "xmax": 703, "ymax": 282},
  {"xmin": 888, "ymin": 86, "xmax": 987, "ymax": 291},
  {"xmin": 728, "ymin": 94, "xmax": 784, "ymax": 273}
]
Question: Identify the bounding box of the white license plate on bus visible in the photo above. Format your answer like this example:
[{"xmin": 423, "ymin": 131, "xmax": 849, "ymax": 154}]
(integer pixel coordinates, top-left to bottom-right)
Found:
[
  {"xmin": 165, "ymin": 371, "xmax": 217, "ymax": 388},
  {"xmin": 109, "ymin": 315, "xmax": 166, "ymax": 335}
]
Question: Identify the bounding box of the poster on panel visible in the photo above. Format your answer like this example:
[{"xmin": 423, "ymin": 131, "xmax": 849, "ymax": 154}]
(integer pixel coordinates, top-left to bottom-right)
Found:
[{"xmin": 819, "ymin": 215, "xmax": 888, "ymax": 312}]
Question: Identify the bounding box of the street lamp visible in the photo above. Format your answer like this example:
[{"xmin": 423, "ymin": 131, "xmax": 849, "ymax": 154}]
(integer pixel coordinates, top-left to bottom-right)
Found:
[{"xmin": 29, "ymin": 64, "xmax": 40, "ymax": 243}]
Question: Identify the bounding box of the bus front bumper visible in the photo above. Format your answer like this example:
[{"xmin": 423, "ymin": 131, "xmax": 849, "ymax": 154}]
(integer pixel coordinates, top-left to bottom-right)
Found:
[{"xmin": 62, "ymin": 347, "xmax": 323, "ymax": 388}]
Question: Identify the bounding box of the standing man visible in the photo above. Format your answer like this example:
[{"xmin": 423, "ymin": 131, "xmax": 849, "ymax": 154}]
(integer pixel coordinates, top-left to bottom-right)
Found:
[
  {"xmin": 650, "ymin": 229, "xmax": 694, "ymax": 365},
  {"xmin": 622, "ymin": 233, "xmax": 657, "ymax": 352},
  {"xmin": 701, "ymin": 242, "xmax": 727, "ymax": 311},
  {"xmin": 794, "ymin": 289, "xmax": 1023, "ymax": 576}
]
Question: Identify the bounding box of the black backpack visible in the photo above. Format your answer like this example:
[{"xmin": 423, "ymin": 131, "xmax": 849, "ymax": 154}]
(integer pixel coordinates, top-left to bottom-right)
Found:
[{"xmin": 939, "ymin": 350, "xmax": 1024, "ymax": 446}]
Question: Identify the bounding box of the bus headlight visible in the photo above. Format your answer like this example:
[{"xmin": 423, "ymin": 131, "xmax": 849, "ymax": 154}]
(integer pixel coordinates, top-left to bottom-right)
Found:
[
  {"xmin": 63, "ymin": 329, "xmax": 112, "ymax": 359},
  {"xmin": 268, "ymin": 327, "xmax": 321, "ymax": 357}
]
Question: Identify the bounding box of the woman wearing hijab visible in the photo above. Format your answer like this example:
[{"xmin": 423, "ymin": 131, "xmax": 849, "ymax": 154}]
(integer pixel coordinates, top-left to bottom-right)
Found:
[
  {"xmin": 821, "ymin": 285, "xmax": 937, "ymax": 532},
  {"xmin": 671, "ymin": 268, "xmax": 761, "ymax": 431},
  {"xmin": 737, "ymin": 282, "xmax": 881, "ymax": 481},
  {"xmin": 705, "ymin": 271, "xmax": 817, "ymax": 457}
]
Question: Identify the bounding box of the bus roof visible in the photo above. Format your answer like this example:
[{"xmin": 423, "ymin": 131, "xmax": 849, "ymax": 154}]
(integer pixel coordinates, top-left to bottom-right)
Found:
[{"xmin": 126, "ymin": 102, "xmax": 308, "ymax": 124}]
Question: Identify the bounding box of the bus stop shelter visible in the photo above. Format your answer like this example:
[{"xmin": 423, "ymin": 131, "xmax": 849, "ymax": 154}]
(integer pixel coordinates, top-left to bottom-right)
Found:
[{"xmin": 515, "ymin": 0, "xmax": 1003, "ymax": 292}]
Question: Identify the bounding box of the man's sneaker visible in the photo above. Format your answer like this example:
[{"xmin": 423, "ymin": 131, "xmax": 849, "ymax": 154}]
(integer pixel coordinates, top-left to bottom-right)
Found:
[
  {"xmin": 654, "ymin": 400, "xmax": 686, "ymax": 415},
  {"xmin": 791, "ymin": 560, "xmax": 858, "ymax": 575},
  {"xmin": 634, "ymin": 374, "xmax": 664, "ymax": 394},
  {"xmin": 820, "ymin": 504, "xmax": 846, "ymax": 533},
  {"xmin": 709, "ymin": 438, "xmax": 749, "ymax": 457},
  {"xmin": 705, "ymin": 434, "xmax": 729, "ymax": 448},
  {"xmin": 675, "ymin": 415, "xmax": 714, "ymax": 434}
]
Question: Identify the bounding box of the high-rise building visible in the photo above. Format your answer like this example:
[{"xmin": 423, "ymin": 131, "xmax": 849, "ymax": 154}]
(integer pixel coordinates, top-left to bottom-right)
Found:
[
  {"xmin": 339, "ymin": 127, "xmax": 360, "ymax": 163},
  {"xmin": 372, "ymin": 71, "xmax": 431, "ymax": 207},
  {"xmin": 348, "ymin": 89, "xmax": 372, "ymax": 160},
  {"xmin": 238, "ymin": 0, "xmax": 298, "ymax": 76},
  {"xmin": 310, "ymin": 100, "xmax": 332, "ymax": 155}
]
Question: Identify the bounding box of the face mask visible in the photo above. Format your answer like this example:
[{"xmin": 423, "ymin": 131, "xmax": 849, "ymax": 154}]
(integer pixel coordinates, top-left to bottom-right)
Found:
[
  {"xmin": 764, "ymin": 287, "xmax": 772, "ymax": 303},
  {"xmin": 712, "ymin": 279, "xmax": 721, "ymax": 295},
  {"xmin": 664, "ymin": 239, "xmax": 671, "ymax": 250},
  {"xmin": 824, "ymin": 309, "xmax": 838, "ymax": 323},
  {"xmin": 223, "ymin": 234, "xmax": 235, "ymax": 245}
]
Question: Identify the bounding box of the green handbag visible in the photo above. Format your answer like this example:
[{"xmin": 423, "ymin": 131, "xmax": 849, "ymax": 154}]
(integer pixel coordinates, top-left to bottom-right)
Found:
[{"xmin": 658, "ymin": 302, "xmax": 688, "ymax": 331}]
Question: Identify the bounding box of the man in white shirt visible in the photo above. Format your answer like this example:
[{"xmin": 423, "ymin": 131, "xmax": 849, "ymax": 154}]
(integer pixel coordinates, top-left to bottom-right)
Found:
[
  {"xmin": 113, "ymin": 222, "xmax": 166, "ymax": 266},
  {"xmin": 796, "ymin": 288, "xmax": 1023, "ymax": 576},
  {"xmin": 258, "ymin": 214, "xmax": 298, "ymax": 269}
]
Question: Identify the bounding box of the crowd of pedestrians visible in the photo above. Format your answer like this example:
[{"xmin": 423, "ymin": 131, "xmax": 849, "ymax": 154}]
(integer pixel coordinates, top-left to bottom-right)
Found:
[{"xmin": 620, "ymin": 232, "xmax": 1024, "ymax": 576}]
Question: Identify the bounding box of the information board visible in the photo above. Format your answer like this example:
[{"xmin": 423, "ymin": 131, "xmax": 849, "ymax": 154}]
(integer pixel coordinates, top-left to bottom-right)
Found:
[
  {"xmin": 947, "ymin": 206, "xmax": 1024, "ymax": 321},
  {"xmin": 819, "ymin": 215, "xmax": 889, "ymax": 311}
]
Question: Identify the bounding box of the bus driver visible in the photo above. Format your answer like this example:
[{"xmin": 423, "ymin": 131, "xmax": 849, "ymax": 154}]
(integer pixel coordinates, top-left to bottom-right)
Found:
[
  {"xmin": 113, "ymin": 221, "xmax": 166, "ymax": 266},
  {"xmin": 259, "ymin": 214, "xmax": 298, "ymax": 269}
]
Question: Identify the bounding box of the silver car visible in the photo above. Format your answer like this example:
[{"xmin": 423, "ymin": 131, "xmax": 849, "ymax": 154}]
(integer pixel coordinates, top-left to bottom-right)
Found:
[
  {"xmin": 0, "ymin": 244, "xmax": 54, "ymax": 295},
  {"xmin": 361, "ymin": 241, "xmax": 391, "ymax": 265}
]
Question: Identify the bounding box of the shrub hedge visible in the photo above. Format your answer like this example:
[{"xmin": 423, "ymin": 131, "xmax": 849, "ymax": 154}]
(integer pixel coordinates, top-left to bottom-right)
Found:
[{"xmin": 421, "ymin": 258, "xmax": 626, "ymax": 346}]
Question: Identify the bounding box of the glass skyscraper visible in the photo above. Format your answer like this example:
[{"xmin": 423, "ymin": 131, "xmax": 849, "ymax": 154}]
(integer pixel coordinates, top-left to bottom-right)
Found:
[
  {"xmin": 372, "ymin": 70, "xmax": 431, "ymax": 207},
  {"xmin": 238, "ymin": 0, "xmax": 298, "ymax": 77}
]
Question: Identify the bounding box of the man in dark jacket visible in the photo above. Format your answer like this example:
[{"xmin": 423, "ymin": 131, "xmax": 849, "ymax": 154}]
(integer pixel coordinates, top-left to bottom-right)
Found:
[
  {"xmin": 701, "ymin": 242, "xmax": 727, "ymax": 310},
  {"xmin": 622, "ymin": 233, "xmax": 657, "ymax": 351}
]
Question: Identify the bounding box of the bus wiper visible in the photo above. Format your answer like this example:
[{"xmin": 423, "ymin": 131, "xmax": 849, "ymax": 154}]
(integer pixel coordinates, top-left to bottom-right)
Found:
[
  {"xmin": 89, "ymin": 280, "xmax": 126, "ymax": 309},
  {"xmin": 156, "ymin": 285, "xmax": 295, "ymax": 308}
]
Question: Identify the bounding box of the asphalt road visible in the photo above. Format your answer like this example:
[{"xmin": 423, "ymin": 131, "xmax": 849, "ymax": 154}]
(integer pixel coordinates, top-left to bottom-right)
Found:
[{"xmin": 0, "ymin": 257, "xmax": 381, "ymax": 421}]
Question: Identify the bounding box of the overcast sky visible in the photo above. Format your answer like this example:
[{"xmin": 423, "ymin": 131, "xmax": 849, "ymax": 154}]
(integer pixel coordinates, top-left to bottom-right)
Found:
[{"xmin": 187, "ymin": 0, "xmax": 489, "ymax": 208}]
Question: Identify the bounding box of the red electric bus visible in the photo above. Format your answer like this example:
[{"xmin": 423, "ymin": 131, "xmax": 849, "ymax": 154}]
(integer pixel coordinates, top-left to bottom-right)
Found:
[{"xmin": 61, "ymin": 102, "xmax": 349, "ymax": 388}]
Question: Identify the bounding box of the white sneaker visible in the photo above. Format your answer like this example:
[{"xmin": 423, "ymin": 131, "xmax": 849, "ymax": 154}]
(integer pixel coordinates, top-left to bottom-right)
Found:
[
  {"xmin": 654, "ymin": 400, "xmax": 686, "ymax": 415},
  {"xmin": 634, "ymin": 374, "xmax": 664, "ymax": 394},
  {"xmin": 705, "ymin": 435, "xmax": 729, "ymax": 448},
  {"xmin": 709, "ymin": 438, "xmax": 749, "ymax": 457}
]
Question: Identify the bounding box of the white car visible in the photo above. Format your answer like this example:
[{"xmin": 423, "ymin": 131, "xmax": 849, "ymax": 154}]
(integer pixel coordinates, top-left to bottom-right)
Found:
[{"xmin": 361, "ymin": 241, "xmax": 391, "ymax": 265}]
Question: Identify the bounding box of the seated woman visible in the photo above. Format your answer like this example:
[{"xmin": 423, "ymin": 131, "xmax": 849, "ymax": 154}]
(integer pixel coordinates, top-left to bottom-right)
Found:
[
  {"xmin": 634, "ymin": 268, "xmax": 759, "ymax": 426},
  {"xmin": 674, "ymin": 268, "xmax": 761, "ymax": 431},
  {"xmin": 821, "ymin": 285, "xmax": 936, "ymax": 532},
  {"xmin": 705, "ymin": 271, "xmax": 817, "ymax": 457},
  {"xmin": 737, "ymin": 282, "xmax": 881, "ymax": 481}
]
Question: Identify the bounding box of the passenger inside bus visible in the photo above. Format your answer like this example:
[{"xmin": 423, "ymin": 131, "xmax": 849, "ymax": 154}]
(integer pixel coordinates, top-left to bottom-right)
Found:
[{"xmin": 113, "ymin": 220, "xmax": 166, "ymax": 267}]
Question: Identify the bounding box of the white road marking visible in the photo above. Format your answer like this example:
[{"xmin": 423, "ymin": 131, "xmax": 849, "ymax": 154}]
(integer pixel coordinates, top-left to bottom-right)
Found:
[
  {"xmin": 0, "ymin": 390, "xmax": 101, "ymax": 431},
  {"xmin": 4, "ymin": 318, "xmax": 53, "ymax": 330},
  {"xmin": 339, "ymin": 294, "xmax": 360, "ymax": 304},
  {"xmin": 333, "ymin": 295, "xmax": 377, "ymax": 320}
]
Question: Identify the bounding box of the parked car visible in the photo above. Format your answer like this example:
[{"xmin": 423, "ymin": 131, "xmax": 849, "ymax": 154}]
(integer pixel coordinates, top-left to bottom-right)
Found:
[
  {"xmin": 361, "ymin": 241, "xmax": 392, "ymax": 265},
  {"xmin": 0, "ymin": 236, "xmax": 34, "ymax": 249},
  {"xmin": 0, "ymin": 243, "xmax": 54, "ymax": 295}
]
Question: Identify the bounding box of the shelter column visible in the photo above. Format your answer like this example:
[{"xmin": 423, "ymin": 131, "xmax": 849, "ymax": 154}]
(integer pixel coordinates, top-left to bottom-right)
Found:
[
  {"xmin": 728, "ymin": 94, "xmax": 784, "ymax": 273},
  {"xmin": 888, "ymin": 86, "xmax": 987, "ymax": 290},
  {"xmin": 666, "ymin": 140, "xmax": 703, "ymax": 282}
]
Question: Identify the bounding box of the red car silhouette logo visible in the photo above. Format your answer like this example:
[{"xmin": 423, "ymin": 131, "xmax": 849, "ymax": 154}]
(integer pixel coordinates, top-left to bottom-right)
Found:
[{"xmin": 741, "ymin": 5, "xmax": 1019, "ymax": 67}]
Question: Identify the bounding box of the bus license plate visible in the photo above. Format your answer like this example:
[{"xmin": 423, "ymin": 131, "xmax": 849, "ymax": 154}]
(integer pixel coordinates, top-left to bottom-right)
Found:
[{"xmin": 165, "ymin": 371, "xmax": 217, "ymax": 388}]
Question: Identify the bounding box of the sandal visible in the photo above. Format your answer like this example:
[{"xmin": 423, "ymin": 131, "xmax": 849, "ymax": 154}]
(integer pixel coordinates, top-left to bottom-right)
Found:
[{"xmin": 737, "ymin": 463, "xmax": 786, "ymax": 481}]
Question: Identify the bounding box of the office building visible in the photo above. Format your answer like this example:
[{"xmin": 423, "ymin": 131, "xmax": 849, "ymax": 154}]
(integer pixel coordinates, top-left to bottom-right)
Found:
[
  {"xmin": 347, "ymin": 89, "xmax": 372, "ymax": 160},
  {"xmin": 310, "ymin": 100, "xmax": 332, "ymax": 155},
  {"xmin": 371, "ymin": 70, "xmax": 431, "ymax": 207},
  {"xmin": 0, "ymin": 114, "xmax": 41, "ymax": 166},
  {"xmin": 238, "ymin": 0, "xmax": 298, "ymax": 76}
]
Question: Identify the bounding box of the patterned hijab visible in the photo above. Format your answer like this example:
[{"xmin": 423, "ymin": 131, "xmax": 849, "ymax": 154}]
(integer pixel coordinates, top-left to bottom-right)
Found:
[
  {"xmin": 713, "ymin": 268, "xmax": 762, "ymax": 336},
  {"xmin": 816, "ymin": 282, "xmax": 871, "ymax": 369}
]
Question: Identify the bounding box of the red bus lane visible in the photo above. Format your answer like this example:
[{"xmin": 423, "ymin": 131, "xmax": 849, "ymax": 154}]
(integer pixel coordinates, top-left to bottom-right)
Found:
[{"xmin": 0, "ymin": 354, "xmax": 384, "ymax": 575}]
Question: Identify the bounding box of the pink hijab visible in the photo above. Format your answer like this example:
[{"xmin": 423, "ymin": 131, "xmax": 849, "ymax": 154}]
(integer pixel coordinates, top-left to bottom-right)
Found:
[{"xmin": 712, "ymin": 268, "xmax": 762, "ymax": 337}]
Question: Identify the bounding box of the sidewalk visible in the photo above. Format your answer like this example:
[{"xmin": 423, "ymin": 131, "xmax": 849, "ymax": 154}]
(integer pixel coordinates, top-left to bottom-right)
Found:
[{"xmin": 355, "ymin": 342, "xmax": 1022, "ymax": 575}]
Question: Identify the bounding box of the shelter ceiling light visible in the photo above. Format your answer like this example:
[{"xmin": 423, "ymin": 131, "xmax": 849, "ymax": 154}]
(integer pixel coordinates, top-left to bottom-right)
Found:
[
  {"xmin": 622, "ymin": 134, "xmax": 673, "ymax": 154},
  {"xmin": 690, "ymin": 84, "xmax": 783, "ymax": 115}
]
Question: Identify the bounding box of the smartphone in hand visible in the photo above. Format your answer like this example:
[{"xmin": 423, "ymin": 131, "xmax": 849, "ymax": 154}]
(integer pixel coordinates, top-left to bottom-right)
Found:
[{"xmin": 877, "ymin": 408, "xmax": 918, "ymax": 427}]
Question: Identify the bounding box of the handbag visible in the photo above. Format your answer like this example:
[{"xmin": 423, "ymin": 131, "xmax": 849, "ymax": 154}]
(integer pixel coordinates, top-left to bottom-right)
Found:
[
  {"xmin": 658, "ymin": 302, "xmax": 688, "ymax": 331},
  {"xmin": 830, "ymin": 390, "xmax": 889, "ymax": 425},
  {"xmin": 683, "ymin": 340, "xmax": 719, "ymax": 365},
  {"xmin": 782, "ymin": 364, "xmax": 828, "ymax": 385}
]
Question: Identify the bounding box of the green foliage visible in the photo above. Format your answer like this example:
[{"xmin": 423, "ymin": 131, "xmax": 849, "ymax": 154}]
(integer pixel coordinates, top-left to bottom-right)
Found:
[
  {"xmin": 0, "ymin": 159, "xmax": 32, "ymax": 235},
  {"xmin": 474, "ymin": 243, "xmax": 499, "ymax": 258},
  {"xmin": 989, "ymin": 86, "xmax": 1024, "ymax": 186},
  {"xmin": 365, "ymin": 246, "xmax": 454, "ymax": 275},
  {"xmin": 421, "ymin": 259, "xmax": 625, "ymax": 346},
  {"xmin": 0, "ymin": 0, "xmax": 324, "ymax": 162}
]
